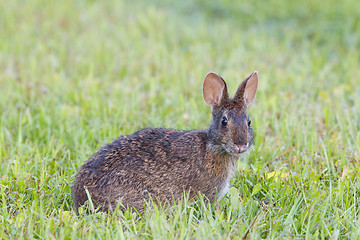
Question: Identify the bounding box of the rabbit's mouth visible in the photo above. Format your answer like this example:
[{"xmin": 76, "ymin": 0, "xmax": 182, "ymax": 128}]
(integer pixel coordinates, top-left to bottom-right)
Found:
[
  {"xmin": 224, "ymin": 143, "xmax": 250, "ymax": 155},
  {"xmin": 235, "ymin": 143, "xmax": 249, "ymax": 154}
]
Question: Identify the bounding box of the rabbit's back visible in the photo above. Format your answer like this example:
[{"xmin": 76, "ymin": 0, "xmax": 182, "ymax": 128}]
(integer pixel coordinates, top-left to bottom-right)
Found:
[{"xmin": 72, "ymin": 128, "xmax": 229, "ymax": 212}]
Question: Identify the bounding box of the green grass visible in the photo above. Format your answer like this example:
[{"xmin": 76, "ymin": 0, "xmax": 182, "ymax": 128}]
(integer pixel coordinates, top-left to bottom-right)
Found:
[{"xmin": 1, "ymin": 0, "xmax": 360, "ymax": 239}]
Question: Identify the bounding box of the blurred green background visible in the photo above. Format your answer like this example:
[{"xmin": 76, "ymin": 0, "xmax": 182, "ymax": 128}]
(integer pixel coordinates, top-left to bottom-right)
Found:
[{"xmin": 1, "ymin": 0, "xmax": 360, "ymax": 238}]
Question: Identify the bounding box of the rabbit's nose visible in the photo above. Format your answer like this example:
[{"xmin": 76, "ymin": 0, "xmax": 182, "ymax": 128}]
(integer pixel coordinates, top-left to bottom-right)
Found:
[{"xmin": 236, "ymin": 143, "xmax": 249, "ymax": 153}]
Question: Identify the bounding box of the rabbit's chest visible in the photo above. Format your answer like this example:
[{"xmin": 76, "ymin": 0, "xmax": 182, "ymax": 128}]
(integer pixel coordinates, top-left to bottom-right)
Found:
[{"xmin": 217, "ymin": 161, "xmax": 237, "ymax": 199}]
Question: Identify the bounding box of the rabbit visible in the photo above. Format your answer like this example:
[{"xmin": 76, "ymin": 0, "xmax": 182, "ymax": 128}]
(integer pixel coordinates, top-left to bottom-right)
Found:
[{"xmin": 72, "ymin": 71, "xmax": 259, "ymax": 214}]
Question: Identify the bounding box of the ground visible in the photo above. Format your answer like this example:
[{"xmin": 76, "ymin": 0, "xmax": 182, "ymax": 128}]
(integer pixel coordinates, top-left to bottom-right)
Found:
[{"xmin": 1, "ymin": 0, "xmax": 360, "ymax": 239}]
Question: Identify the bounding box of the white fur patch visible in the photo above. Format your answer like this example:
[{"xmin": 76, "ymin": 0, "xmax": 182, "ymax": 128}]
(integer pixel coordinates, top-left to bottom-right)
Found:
[{"xmin": 217, "ymin": 159, "xmax": 237, "ymax": 200}]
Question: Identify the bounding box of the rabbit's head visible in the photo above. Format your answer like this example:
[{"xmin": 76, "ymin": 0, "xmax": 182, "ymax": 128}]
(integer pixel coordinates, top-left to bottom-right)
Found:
[{"xmin": 203, "ymin": 71, "xmax": 258, "ymax": 156}]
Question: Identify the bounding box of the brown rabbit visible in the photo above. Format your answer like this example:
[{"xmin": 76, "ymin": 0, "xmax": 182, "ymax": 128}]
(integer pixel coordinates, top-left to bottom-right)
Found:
[{"xmin": 72, "ymin": 71, "xmax": 259, "ymax": 214}]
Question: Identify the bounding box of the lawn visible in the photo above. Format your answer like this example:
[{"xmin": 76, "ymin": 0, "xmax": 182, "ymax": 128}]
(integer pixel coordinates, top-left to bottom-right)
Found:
[{"xmin": 1, "ymin": 0, "xmax": 360, "ymax": 239}]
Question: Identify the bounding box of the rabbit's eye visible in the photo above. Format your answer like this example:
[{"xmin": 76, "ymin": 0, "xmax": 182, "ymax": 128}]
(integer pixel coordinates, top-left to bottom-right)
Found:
[
  {"xmin": 221, "ymin": 117, "xmax": 228, "ymax": 126},
  {"xmin": 247, "ymin": 117, "xmax": 251, "ymax": 126}
]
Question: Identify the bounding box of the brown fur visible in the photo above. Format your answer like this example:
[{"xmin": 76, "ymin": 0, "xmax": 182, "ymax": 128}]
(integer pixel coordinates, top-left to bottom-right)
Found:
[{"xmin": 72, "ymin": 71, "xmax": 258, "ymax": 213}]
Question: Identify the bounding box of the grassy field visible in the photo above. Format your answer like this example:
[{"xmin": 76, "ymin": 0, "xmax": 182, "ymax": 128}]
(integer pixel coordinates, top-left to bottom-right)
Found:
[{"xmin": 1, "ymin": 0, "xmax": 360, "ymax": 239}]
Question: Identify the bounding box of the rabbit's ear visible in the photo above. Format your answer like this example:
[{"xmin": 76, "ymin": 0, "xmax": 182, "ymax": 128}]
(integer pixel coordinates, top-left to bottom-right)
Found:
[
  {"xmin": 234, "ymin": 71, "xmax": 258, "ymax": 106},
  {"xmin": 203, "ymin": 72, "xmax": 229, "ymax": 107}
]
